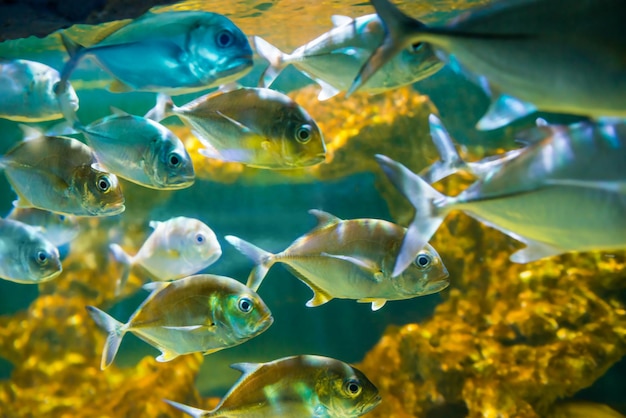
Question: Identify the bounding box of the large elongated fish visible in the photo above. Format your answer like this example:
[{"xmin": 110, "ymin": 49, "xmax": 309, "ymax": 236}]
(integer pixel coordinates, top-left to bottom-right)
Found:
[
  {"xmin": 350, "ymin": 0, "xmax": 626, "ymax": 129},
  {"xmin": 375, "ymin": 120, "xmax": 626, "ymax": 276},
  {"xmin": 59, "ymin": 11, "xmax": 253, "ymax": 95},
  {"xmin": 0, "ymin": 59, "xmax": 78, "ymax": 122},
  {"xmin": 253, "ymin": 13, "xmax": 442, "ymax": 100},
  {"xmin": 147, "ymin": 87, "xmax": 326, "ymax": 169},
  {"xmin": 226, "ymin": 209, "xmax": 449, "ymax": 311},
  {"xmin": 0, "ymin": 218, "xmax": 61, "ymax": 284},
  {"xmin": 86, "ymin": 274, "xmax": 273, "ymax": 370},
  {"xmin": 0, "ymin": 129, "xmax": 125, "ymax": 217},
  {"xmin": 165, "ymin": 355, "xmax": 381, "ymax": 418}
]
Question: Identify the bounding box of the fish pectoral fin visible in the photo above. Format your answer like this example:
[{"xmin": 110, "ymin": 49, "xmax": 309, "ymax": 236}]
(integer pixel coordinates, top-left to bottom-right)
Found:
[
  {"xmin": 216, "ymin": 110, "xmax": 255, "ymax": 135},
  {"xmin": 156, "ymin": 349, "xmax": 180, "ymax": 362},
  {"xmin": 108, "ymin": 79, "xmax": 134, "ymax": 93},
  {"xmin": 162, "ymin": 325, "xmax": 204, "ymax": 331},
  {"xmin": 321, "ymin": 252, "xmax": 383, "ymax": 279},
  {"xmin": 510, "ymin": 240, "xmax": 564, "ymax": 264},
  {"xmin": 476, "ymin": 95, "xmax": 537, "ymax": 131},
  {"xmin": 357, "ymin": 298, "xmax": 388, "ymax": 311}
]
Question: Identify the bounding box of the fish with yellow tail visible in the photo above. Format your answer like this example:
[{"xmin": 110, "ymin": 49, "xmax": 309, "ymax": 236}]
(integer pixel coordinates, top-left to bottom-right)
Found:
[
  {"xmin": 164, "ymin": 354, "xmax": 381, "ymax": 417},
  {"xmin": 110, "ymin": 216, "xmax": 222, "ymax": 292},
  {"xmin": 0, "ymin": 127, "xmax": 124, "ymax": 217},
  {"xmin": 225, "ymin": 209, "xmax": 449, "ymax": 311},
  {"xmin": 86, "ymin": 274, "xmax": 273, "ymax": 370},
  {"xmin": 58, "ymin": 11, "xmax": 253, "ymax": 95},
  {"xmin": 349, "ymin": 0, "xmax": 626, "ymax": 129},
  {"xmin": 146, "ymin": 87, "xmax": 326, "ymax": 169},
  {"xmin": 375, "ymin": 120, "xmax": 626, "ymax": 277}
]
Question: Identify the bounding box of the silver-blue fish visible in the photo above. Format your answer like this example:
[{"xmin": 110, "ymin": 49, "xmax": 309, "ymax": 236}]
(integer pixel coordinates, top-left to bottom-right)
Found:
[
  {"xmin": 254, "ymin": 13, "xmax": 442, "ymax": 100},
  {"xmin": 0, "ymin": 59, "xmax": 78, "ymax": 122},
  {"xmin": 5, "ymin": 207, "xmax": 79, "ymax": 248},
  {"xmin": 350, "ymin": 0, "xmax": 626, "ymax": 129},
  {"xmin": 376, "ymin": 120, "xmax": 626, "ymax": 276},
  {"xmin": 59, "ymin": 11, "xmax": 253, "ymax": 95}
]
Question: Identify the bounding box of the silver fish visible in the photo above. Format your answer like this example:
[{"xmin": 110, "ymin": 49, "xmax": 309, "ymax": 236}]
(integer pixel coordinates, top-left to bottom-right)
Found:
[
  {"xmin": 0, "ymin": 59, "xmax": 78, "ymax": 122},
  {"xmin": 253, "ymin": 13, "xmax": 442, "ymax": 100},
  {"xmin": 0, "ymin": 218, "xmax": 61, "ymax": 284},
  {"xmin": 58, "ymin": 11, "xmax": 253, "ymax": 95},
  {"xmin": 110, "ymin": 216, "xmax": 222, "ymax": 291},
  {"xmin": 5, "ymin": 207, "xmax": 79, "ymax": 248},
  {"xmin": 349, "ymin": 0, "xmax": 626, "ymax": 129},
  {"xmin": 86, "ymin": 274, "xmax": 273, "ymax": 370},
  {"xmin": 376, "ymin": 120, "xmax": 626, "ymax": 276},
  {"xmin": 72, "ymin": 110, "xmax": 195, "ymax": 190},
  {"xmin": 165, "ymin": 355, "xmax": 381, "ymax": 418},
  {"xmin": 226, "ymin": 209, "xmax": 449, "ymax": 311},
  {"xmin": 0, "ymin": 128, "xmax": 125, "ymax": 217},
  {"xmin": 147, "ymin": 87, "xmax": 326, "ymax": 169}
]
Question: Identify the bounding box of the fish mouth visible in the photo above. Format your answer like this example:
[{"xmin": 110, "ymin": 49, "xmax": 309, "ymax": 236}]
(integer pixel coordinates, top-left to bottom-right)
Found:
[
  {"xmin": 38, "ymin": 268, "xmax": 63, "ymax": 283},
  {"xmin": 214, "ymin": 57, "xmax": 253, "ymax": 85},
  {"xmin": 258, "ymin": 314, "xmax": 274, "ymax": 331},
  {"xmin": 98, "ymin": 203, "xmax": 126, "ymax": 217},
  {"xmin": 160, "ymin": 176, "xmax": 195, "ymax": 190},
  {"xmin": 360, "ymin": 394, "xmax": 383, "ymax": 414},
  {"xmin": 424, "ymin": 277, "xmax": 450, "ymax": 294}
]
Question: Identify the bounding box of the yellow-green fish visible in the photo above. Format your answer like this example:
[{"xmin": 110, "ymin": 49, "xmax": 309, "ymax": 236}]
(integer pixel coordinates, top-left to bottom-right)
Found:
[
  {"xmin": 349, "ymin": 0, "xmax": 626, "ymax": 129},
  {"xmin": 0, "ymin": 128, "xmax": 125, "ymax": 217},
  {"xmin": 147, "ymin": 87, "xmax": 326, "ymax": 169},
  {"xmin": 0, "ymin": 218, "xmax": 62, "ymax": 284},
  {"xmin": 110, "ymin": 216, "xmax": 222, "ymax": 291},
  {"xmin": 59, "ymin": 11, "xmax": 253, "ymax": 95},
  {"xmin": 86, "ymin": 274, "xmax": 273, "ymax": 370},
  {"xmin": 225, "ymin": 209, "xmax": 449, "ymax": 310},
  {"xmin": 0, "ymin": 59, "xmax": 78, "ymax": 122},
  {"xmin": 164, "ymin": 354, "xmax": 381, "ymax": 417}
]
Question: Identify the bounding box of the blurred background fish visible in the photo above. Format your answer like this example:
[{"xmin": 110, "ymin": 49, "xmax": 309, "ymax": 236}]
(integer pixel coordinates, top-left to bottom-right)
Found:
[
  {"xmin": 226, "ymin": 209, "xmax": 449, "ymax": 310},
  {"xmin": 0, "ymin": 218, "xmax": 61, "ymax": 284},
  {"xmin": 165, "ymin": 354, "xmax": 381, "ymax": 418},
  {"xmin": 146, "ymin": 87, "xmax": 326, "ymax": 169},
  {"xmin": 0, "ymin": 59, "xmax": 78, "ymax": 122},
  {"xmin": 87, "ymin": 274, "xmax": 273, "ymax": 370},
  {"xmin": 5, "ymin": 207, "xmax": 79, "ymax": 248},
  {"xmin": 110, "ymin": 216, "xmax": 222, "ymax": 291},
  {"xmin": 253, "ymin": 13, "xmax": 442, "ymax": 100}
]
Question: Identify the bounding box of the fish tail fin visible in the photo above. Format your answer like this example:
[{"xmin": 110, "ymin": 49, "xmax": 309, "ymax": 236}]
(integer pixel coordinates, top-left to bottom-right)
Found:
[
  {"xmin": 252, "ymin": 36, "xmax": 288, "ymax": 88},
  {"xmin": 56, "ymin": 33, "xmax": 86, "ymax": 130},
  {"xmin": 375, "ymin": 154, "xmax": 449, "ymax": 277},
  {"xmin": 347, "ymin": 0, "xmax": 428, "ymax": 96},
  {"xmin": 144, "ymin": 93, "xmax": 175, "ymax": 122},
  {"xmin": 85, "ymin": 305, "xmax": 127, "ymax": 370},
  {"xmin": 163, "ymin": 399, "xmax": 214, "ymax": 417},
  {"xmin": 420, "ymin": 114, "xmax": 469, "ymax": 183},
  {"xmin": 109, "ymin": 244, "xmax": 134, "ymax": 295},
  {"xmin": 224, "ymin": 235, "xmax": 275, "ymax": 292}
]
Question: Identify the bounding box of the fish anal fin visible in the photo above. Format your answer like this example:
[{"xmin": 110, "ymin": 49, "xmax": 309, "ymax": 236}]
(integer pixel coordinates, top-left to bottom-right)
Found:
[
  {"xmin": 357, "ymin": 298, "xmax": 388, "ymax": 311},
  {"xmin": 308, "ymin": 209, "xmax": 341, "ymax": 228},
  {"xmin": 108, "ymin": 79, "xmax": 134, "ymax": 93},
  {"xmin": 315, "ymin": 78, "xmax": 341, "ymax": 101},
  {"xmin": 156, "ymin": 348, "xmax": 180, "ymax": 362},
  {"xmin": 306, "ymin": 290, "xmax": 334, "ymax": 307},
  {"xmin": 202, "ymin": 347, "xmax": 224, "ymax": 356},
  {"xmin": 510, "ymin": 240, "xmax": 564, "ymax": 264}
]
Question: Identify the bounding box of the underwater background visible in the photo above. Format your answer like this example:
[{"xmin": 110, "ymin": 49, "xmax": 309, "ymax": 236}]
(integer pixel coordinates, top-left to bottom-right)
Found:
[{"xmin": 0, "ymin": 0, "xmax": 625, "ymax": 417}]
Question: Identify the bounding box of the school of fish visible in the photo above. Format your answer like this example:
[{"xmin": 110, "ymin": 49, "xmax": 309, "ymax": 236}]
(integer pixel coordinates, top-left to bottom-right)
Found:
[{"xmin": 0, "ymin": 0, "xmax": 624, "ymax": 416}]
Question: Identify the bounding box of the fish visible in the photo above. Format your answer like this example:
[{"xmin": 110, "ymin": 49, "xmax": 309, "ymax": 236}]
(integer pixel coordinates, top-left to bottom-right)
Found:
[
  {"xmin": 58, "ymin": 10, "xmax": 253, "ymax": 95},
  {"xmin": 349, "ymin": 0, "xmax": 626, "ymax": 129},
  {"xmin": 0, "ymin": 218, "xmax": 62, "ymax": 284},
  {"xmin": 110, "ymin": 216, "xmax": 222, "ymax": 291},
  {"xmin": 164, "ymin": 354, "xmax": 381, "ymax": 418},
  {"xmin": 5, "ymin": 207, "xmax": 79, "ymax": 248},
  {"xmin": 86, "ymin": 274, "xmax": 273, "ymax": 370},
  {"xmin": 549, "ymin": 401, "xmax": 626, "ymax": 418},
  {"xmin": 253, "ymin": 13, "xmax": 442, "ymax": 101},
  {"xmin": 375, "ymin": 120, "xmax": 626, "ymax": 276},
  {"xmin": 0, "ymin": 127, "xmax": 125, "ymax": 217},
  {"xmin": 146, "ymin": 87, "xmax": 326, "ymax": 169},
  {"xmin": 225, "ymin": 209, "xmax": 449, "ymax": 311},
  {"xmin": 0, "ymin": 59, "xmax": 78, "ymax": 122},
  {"xmin": 65, "ymin": 109, "xmax": 195, "ymax": 190}
]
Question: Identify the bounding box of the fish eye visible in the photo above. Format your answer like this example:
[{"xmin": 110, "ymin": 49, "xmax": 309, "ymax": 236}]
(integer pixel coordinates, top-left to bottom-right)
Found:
[
  {"xmin": 194, "ymin": 233, "xmax": 205, "ymax": 245},
  {"xmin": 167, "ymin": 152, "xmax": 182, "ymax": 168},
  {"xmin": 96, "ymin": 175, "xmax": 111, "ymax": 192},
  {"xmin": 35, "ymin": 250, "xmax": 49, "ymax": 265},
  {"xmin": 414, "ymin": 253, "xmax": 432, "ymax": 269},
  {"xmin": 411, "ymin": 42, "xmax": 424, "ymax": 53},
  {"xmin": 237, "ymin": 297, "xmax": 253, "ymax": 313},
  {"xmin": 295, "ymin": 124, "xmax": 312, "ymax": 143},
  {"xmin": 216, "ymin": 29, "xmax": 234, "ymax": 48},
  {"xmin": 343, "ymin": 379, "xmax": 362, "ymax": 397}
]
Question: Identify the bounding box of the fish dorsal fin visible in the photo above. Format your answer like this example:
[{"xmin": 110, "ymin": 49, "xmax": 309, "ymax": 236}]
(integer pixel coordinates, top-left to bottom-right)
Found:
[
  {"xmin": 148, "ymin": 220, "xmax": 163, "ymax": 230},
  {"xmin": 109, "ymin": 106, "xmax": 131, "ymax": 116},
  {"xmin": 308, "ymin": 209, "xmax": 341, "ymax": 228},
  {"xmin": 331, "ymin": 15, "xmax": 353, "ymax": 27},
  {"xmin": 108, "ymin": 79, "xmax": 133, "ymax": 93},
  {"xmin": 218, "ymin": 82, "xmax": 243, "ymax": 93},
  {"xmin": 19, "ymin": 124, "xmax": 45, "ymax": 141},
  {"xmin": 142, "ymin": 281, "xmax": 170, "ymax": 292},
  {"xmin": 230, "ymin": 362, "xmax": 262, "ymax": 375},
  {"xmin": 476, "ymin": 95, "xmax": 537, "ymax": 131}
]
